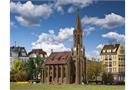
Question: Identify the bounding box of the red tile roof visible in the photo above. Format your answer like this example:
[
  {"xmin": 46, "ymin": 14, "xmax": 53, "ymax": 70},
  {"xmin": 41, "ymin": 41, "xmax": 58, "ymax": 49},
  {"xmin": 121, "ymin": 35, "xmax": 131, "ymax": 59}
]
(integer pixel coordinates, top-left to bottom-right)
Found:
[
  {"xmin": 45, "ymin": 51, "xmax": 72, "ymax": 65},
  {"xmin": 28, "ymin": 49, "xmax": 47, "ymax": 56}
]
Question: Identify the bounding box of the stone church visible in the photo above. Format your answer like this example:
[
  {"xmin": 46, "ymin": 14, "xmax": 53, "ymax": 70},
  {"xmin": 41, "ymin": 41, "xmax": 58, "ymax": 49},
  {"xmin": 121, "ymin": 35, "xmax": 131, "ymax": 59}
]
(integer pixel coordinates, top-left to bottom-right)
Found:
[{"xmin": 41, "ymin": 10, "xmax": 86, "ymax": 84}]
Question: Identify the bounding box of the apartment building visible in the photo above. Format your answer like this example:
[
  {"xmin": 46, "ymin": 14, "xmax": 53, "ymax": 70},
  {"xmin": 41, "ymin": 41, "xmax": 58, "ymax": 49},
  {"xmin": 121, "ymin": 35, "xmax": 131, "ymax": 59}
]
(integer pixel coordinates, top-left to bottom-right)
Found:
[{"xmin": 100, "ymin": 44, "xmax": 125, "ymax": 82}]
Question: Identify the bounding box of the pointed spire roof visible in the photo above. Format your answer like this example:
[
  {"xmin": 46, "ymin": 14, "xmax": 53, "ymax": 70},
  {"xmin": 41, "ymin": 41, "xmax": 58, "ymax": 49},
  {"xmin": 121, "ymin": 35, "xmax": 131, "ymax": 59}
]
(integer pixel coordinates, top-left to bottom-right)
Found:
[{"xmin": 75, "ymin": 9, "xmax": 82, "ymax": 30}]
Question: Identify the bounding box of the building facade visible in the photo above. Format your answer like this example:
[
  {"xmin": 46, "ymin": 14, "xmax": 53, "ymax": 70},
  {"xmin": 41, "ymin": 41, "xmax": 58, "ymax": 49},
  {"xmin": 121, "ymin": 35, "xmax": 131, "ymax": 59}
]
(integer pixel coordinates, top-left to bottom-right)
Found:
[
  {"xmin": 99, "ymin": 44, "xmax": 125, "ymax": 82},
  {"xmin": 10, "ymin": 46, "xmax": 29, "ymax": 69},
  {"xmin": 28, "ymin": 49, "xmax": 47, "ymax": 58},
  {"xmin": 41, "ymin": 10, "xmax": 86, "ymax": 84}
]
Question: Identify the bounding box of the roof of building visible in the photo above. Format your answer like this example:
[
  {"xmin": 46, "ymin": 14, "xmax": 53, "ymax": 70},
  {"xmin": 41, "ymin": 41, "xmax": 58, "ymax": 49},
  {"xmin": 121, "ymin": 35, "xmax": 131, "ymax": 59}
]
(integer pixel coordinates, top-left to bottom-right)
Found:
[
  {"xmin": 45, "ymin": 51, "xmax": 72, "ymax": 65},
  {"xmin": 10, "ymin": 46, "xmax": 28, "ymax": 57},
  {"xmin": 100, "ymin": 44, "xmax": 120, "ymax": 55},
  {"xmin": 28, "ymin": 49, "xmax": 47, "ymax": 56}
]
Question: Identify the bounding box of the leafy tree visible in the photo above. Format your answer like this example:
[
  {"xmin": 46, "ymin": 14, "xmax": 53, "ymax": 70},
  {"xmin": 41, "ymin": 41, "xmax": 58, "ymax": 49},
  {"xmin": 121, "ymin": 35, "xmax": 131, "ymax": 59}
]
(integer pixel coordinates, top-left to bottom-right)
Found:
[
  {"xmin": 87, "ymin": 60, "xmax": 104, "ymax": 81},
  {"xmin": 102, "ymin": 72, "xmax": 114, "ymax": 84},
  {"xmin": 107, "ymin": 73, "xmax": 114, "ymax": 84},
  {"xmin": 10, "ymin": 59, "xmax": 28, "ymax": 81},
  {"xmin": 26, "ymin": 56, "xmax": 44, "ymax": 80},
  {"xmin": 102, "ymin": 72, "xmax": 108, "ymax": 84}
]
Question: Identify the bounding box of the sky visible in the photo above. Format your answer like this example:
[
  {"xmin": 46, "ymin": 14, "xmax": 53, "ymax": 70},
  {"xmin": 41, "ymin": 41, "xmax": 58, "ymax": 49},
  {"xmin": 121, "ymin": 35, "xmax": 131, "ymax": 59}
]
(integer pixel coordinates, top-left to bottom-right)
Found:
[{"xmin": 10, "ymin": 0, "xmax": 125, "ymax": 59}]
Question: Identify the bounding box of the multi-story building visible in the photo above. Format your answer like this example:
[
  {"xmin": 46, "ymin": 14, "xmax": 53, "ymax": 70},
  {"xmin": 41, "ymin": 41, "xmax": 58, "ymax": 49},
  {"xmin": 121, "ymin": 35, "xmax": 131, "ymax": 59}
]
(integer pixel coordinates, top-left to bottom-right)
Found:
[
  {"xmin": 10, "ymin": 46, "xmax": 29, "ymax": 69},
  {"xmin": 99, "ymin": 44, "xmax": 125, "ymax": 82}
]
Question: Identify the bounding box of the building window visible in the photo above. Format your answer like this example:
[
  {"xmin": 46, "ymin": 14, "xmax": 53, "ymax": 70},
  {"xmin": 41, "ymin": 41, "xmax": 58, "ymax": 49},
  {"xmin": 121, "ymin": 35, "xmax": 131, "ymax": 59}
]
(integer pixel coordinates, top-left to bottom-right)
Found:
[
  {"xmin": 105, "ymin": 56, "xmax": 108, "ymax": 60},
  {"xmin": 119, "ymin": 58, "xmax": 121, "ymax": 60},
  {"xmin": 54, "ymin": 67, "xmax": 56, "ymax": 78},
  {"xmin": 113, "ymin": 48, "xmax": 116, "ymax": 52},
  {"xmin": 103, "ymin": 50, "xmax": 106, "ymax": 53},
  {"xmin": 63, "ymin": 67, "xmax": 66, "ymax": 77},
  {"xmin": 58, "ymin": 66, "xmax": 61, "ymax": 78},
  {"xmin": 109, "ymin": 62, "xmax": 112, "ymax": 67},
  {"xmin": 46, "ymin": 69, "xmax": 48, "ymax": 77},
  {"xmin": 107, "ymin": 49, "xmax": 111, "ymax": 53},
  {"xmin": 109, "ymin": 55, "xmax": 112, "ymax": 60},
  {"xmin": 113, "ymin": 61, "xmax": 116, "ymax": 66},
  {"xmin": 113, "ymin": 68, "xmax": 116, "ymax": 72},
  {"xmin": 109, "ymin": 68, "xmax": 112, "ymax": 72},
  {"xmin": 105, "ymin": 62, "xmax": 108, "ymax": 67},
  {"xmin": 120, "ymin": 50, "xmax": 125, "ymax": 54}
]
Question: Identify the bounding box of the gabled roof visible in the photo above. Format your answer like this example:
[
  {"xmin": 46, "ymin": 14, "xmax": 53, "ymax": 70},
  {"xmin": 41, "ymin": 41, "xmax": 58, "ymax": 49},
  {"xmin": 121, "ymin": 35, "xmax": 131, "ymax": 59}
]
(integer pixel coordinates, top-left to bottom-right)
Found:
[
  {"xmin": 28, "ymin": 49, "xmax": 47, "ymax": 56},
  {"xmin": 100, "ymin": 44, "xmax": 120, "ymax": 55},
  {"xmin": 45, "ymin": 51, "xmax": 72, "ymax": 65},
  {"xmin": 10, "ymin": 46, "xmax": 27, "ymax": 57}
]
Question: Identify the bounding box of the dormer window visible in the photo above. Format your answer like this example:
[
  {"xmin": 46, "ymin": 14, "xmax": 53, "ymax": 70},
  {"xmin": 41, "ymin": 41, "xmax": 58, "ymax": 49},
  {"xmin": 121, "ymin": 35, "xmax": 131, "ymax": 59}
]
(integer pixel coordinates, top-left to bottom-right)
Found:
[
  {"xmin": 74, "ymin": 47, "xmax": 76, "ymax": 51},
  {"xmin": 103, "ymin": 50, "xmax": 106, "ymax": 53},
  {"xmin": 107, "ymin": 49, "xmax": 111, "ymax": 53},
  {"xmin": 113, "ymin": 48, "xmax": 116, "ymax": 52}
]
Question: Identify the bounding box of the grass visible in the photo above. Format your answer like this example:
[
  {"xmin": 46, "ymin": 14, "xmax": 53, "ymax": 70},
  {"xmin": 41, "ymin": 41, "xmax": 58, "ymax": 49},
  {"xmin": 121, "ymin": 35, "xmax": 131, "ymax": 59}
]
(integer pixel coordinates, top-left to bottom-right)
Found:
[{"xmin": 10, "ymin": 83, "xmax": 125, "ymax": 90}]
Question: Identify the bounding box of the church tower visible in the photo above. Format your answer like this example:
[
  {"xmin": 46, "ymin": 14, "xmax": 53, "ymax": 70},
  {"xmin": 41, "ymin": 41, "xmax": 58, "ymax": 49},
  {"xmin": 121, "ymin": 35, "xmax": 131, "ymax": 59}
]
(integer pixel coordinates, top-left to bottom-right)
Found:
[{"xmin": 72, "ymin": 9, "xmax": 86, "ymax": 84}]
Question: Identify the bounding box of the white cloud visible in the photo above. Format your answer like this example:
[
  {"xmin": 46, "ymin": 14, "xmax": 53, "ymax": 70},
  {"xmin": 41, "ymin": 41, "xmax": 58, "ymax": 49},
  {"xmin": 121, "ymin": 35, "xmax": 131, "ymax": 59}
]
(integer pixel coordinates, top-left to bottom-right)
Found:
[
  {"xmin": 82, "ymin": 13, "xmax": 125, "ymax": 29},
  {"xmin": 56, "ymin": 6, "xmax": 64, "ymax": 14},
  {"xmin": 96, "ymin": 44, "xmax": 104, "ymax": 50},
  {"xmin": 84, "ymin": 26, "xmax": 95, "ymax": 36},
  {"xmin": 68, "ymin": 6, "xmax": 75, "ymax": 13},
  {"xmin": 15, "ymin": 16, "xmax": 40, "ymax": 27},
  {"xmin": 32, "ymin": 27, "xmax": 74, "ymax": 55},
  {"xmin": 55, "ymin": 0, "xmax": 94, "ymax": 14},
  {"xmin": 10, "ymin": 1, "xmax": 53, "ymax": 27},
  {"xmin": 56, "ymin": 0, "xmax": 94, "ymax": 8},
  {"xmin": 86, "ymin": 50, "xmax": 99, "ymax": 60},
  {"xmin": 86, "ymin": 44, "xmax": 104, "ymax": 60},
  {"xmin": 48, "ymin": 30, "xmax": 55, "ymax": 34},
  {"xmin": 102, "ymin": 32, "xmax": 125, "ymax": 44}
]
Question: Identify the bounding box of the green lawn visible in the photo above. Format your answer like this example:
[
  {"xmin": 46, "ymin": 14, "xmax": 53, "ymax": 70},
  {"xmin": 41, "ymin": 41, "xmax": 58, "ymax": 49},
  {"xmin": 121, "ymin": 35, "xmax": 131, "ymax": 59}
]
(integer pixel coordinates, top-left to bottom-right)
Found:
[{"xmin": 10, "ymin": 83, "xmax": 125, "ymax": 90}]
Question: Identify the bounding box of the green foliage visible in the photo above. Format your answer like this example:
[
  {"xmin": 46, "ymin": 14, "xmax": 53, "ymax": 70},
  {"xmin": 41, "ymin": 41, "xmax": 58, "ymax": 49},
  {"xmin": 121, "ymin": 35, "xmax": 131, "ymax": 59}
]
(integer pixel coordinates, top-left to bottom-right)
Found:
[
  {"xmin": 26, "ymin": 56, "xmax": 44, "ymax": 80},
  {"xmin": 12, "ymin": 59, "xmax": 24, "ymax": 72},
  {"xmin": 87, "ymin": 60, "xmax": 104, "ymax": 81},
  {"xmin": 102, "ymin": 72, "xmax": 114, "ymax": 84},
  {"xmin": 10, "ymin": 59, "xmax": 29, "ymax": 81}
]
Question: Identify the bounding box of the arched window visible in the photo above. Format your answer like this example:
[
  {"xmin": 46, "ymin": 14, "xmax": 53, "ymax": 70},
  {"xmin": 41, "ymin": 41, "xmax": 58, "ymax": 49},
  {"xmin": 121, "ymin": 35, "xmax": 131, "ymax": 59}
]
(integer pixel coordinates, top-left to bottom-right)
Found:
[
  {"xmin": 58, "ymin": 66, "xmax": 61, "ymax": 78},
  {"xmin": 54, "ymin": 66, "xmax": 56, "ymax": 78},
  {"xmin": 63, "ymin": 67, "xmax": 66, "ymax": 77}
]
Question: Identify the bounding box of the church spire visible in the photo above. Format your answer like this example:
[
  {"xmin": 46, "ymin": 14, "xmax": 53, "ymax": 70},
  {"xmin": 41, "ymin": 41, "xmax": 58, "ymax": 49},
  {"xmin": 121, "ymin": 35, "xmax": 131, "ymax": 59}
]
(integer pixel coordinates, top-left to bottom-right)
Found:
[{"xmin": 75, "ymin": 9, "xmax": 82, "ymax": 30}]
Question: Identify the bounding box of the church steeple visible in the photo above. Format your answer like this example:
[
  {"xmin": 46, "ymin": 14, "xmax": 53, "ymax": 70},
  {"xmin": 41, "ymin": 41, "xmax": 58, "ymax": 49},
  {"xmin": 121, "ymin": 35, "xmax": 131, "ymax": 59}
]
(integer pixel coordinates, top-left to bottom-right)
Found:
[
  {"xmin": 72, "ymin": 9, "xmax": 86, "ymax": 84},
  {"xmin": 73, "ymin": 9, "xmax": 83, "ymax": 48},
  {"xmin": 75, "ymin": 9, "xmax": 82, "ymax": 30}
]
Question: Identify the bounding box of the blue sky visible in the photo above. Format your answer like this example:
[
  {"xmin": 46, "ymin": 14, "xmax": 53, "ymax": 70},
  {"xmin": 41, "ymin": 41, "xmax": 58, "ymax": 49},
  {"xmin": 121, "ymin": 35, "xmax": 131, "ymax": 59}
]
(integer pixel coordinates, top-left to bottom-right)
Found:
[{"xmin": 10, "ymin": 0, "xmax": 125, "ymax": 59}]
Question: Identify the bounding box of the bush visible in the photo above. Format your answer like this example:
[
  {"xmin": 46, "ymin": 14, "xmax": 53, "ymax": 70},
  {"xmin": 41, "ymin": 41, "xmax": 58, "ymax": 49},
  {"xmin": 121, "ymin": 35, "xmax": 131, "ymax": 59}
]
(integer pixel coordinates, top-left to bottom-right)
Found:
[
  {"xmin": 10, "ymin": 59, "xmax": 29, "ymax": 82},
  {"xmin": 102, "ymin": 72, "xmax": 114, "ymax": 85}
]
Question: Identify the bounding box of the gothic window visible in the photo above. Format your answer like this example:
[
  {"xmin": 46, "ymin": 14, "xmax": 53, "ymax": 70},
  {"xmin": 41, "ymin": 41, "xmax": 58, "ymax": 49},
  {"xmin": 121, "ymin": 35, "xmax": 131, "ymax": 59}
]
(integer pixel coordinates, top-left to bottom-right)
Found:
[
  {"xmin": 54, "ymin": 66, "xmax": 56, "ymax": 78},
  {"xmin": 77, "ymin": 35, "xmax": 80, "ymax": 44},
  {"xmin": 46, "ymin": 67, "xmax": 48, "ymax": 77},
  {"xmin": 63, "ymin": 67, "xmax": 66, "ymax": 77},
  {"xmin": 58, "ymin": 66, "xmax": 61, "ymax": 78}
]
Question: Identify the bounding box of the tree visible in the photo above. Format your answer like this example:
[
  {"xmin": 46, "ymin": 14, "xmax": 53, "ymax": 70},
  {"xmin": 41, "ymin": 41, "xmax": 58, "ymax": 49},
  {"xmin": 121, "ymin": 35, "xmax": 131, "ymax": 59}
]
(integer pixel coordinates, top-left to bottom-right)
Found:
[
  {"xmin": 87, "ymin": 60, "xmax": 104, "ymax": 81},
  {"xmin": 107, "ymin": 73, "xmax": 114, "ymax": 84},
  {"xmin": 26, "ymin": 56, "xmax": 44, "ymax": 80},
  {"xmin": 102, "ymin": 72, "xmax": 108, "ymax": 84},
  {"xmin": 10, "ymin": 59, "xmax": 28, "ymax": 81},
  {"xmin": 102, "ymin": 72, "xmax": 114, "ymax": 84}
]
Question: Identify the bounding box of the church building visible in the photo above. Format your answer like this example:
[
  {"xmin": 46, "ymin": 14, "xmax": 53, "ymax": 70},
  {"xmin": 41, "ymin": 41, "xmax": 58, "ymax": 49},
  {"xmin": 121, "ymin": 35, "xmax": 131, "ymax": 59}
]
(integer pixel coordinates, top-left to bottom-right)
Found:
[{"xmin": 41, "ymin": 10, "xmax": 86, "ymax": 84}]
